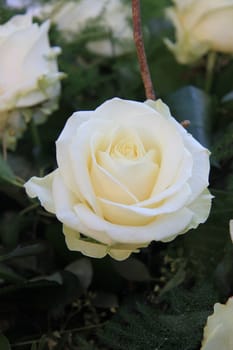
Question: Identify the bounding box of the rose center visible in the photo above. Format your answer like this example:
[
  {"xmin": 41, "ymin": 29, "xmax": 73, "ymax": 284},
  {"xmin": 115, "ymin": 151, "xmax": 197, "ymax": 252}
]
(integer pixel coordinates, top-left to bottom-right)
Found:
[{"xmin": 110, "ymin": 136, "xmax": 145, "ymax": 160}]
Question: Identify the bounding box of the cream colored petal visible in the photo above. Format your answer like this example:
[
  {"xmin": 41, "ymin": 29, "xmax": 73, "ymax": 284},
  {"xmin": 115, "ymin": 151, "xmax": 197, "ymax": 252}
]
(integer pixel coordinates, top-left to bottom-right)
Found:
[
  {"xmin": 158, "ymin": 108, "xmax": 210, "ymax": 204},
  {"xmin": 108, "ymin": 247, "xmax": 138, "ymax": 261},
  {"xmin": 24, "ymin": 169, "xmax": 57, "ymax": 213},
  {"xmin": 0, "ymin": 14, "xmax": 32, "ymax": 38},
  {"xmin": 98, "ymin": 150, "xmax": 159, "ymax": 202},
  {"xmin": 90, "ymin": 128, "xmax": 138, "ymax": 204},
  {"xmin": 137, "ymin": 147, "xmax": 193, "ymax": 207},
  {"xmin": 63, "ymin": 226, "xmax": 142, "ymax": 261},
  {"xmin": 0, "ymin": 24, "xmax": 41, "ymax": 90},
  {"xmin": 145, "ymin": 99, "xmax": 172, "ymax": 119},
  {"xmin": 201, "ymin": 297, "xmax": 233, "ymax": 350},
  {"xmin": 64, "ymin": 226, "xmax": 108, "ymax": 259},
  {"xmin": 183, "ymin": 135, "xmax": 210, "ymax": 204},
  {"xmin": 68, "ymin": 121, "xmax": 109, "ymax": 215},
  {"xmin": 195, "ymin": 8, "xmax": 233, "ymax": 52},
  {"xmin": 52, "ymin": 170, "xmax": 113, "ymax": 245},
  {"xmin": 98, "ymin": 183, "xmax": 191, "ymax": 226},
  {"xmin": 91, "ymin": 155, "xmax": 138, "ymax": 204},
  {"xmin": 16, "ymin": 24, "xmax": 61, "ymax": 107},
  {"xmin": 56, "ymin": 111, "xmax": 93, "ymax": 197},
  {"xmin": 151, "ymin": 122, "xmax": 189, "ymax": 195},
  {"xmin": 187, "ymin": 188, "xmax": 213, "ymax": 228},
  {"xmin": 52, "ymin": 169, "xmax": 83, "ymax": 230},
  {"xmin": 95, "ymin": 97, "xmax": 155, "ymax": 122},
  {"xmin": 73, "ymin": 203, "xmax": 193, "ymax": 244}
]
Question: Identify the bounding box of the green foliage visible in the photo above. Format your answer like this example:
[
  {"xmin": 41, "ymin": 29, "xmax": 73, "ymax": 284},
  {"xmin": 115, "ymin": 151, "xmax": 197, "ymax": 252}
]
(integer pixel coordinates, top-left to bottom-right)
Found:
[
  {"xmin": 98, "ymin": 283, "xmax": 218, "ymax": 350},
  {"xmin": 212, "ymin": 122, "xmax": 233, "ymax": 163},
  {"xmin": 0, "ymin": 333, "xmax": 11, "ymax": 350},
  {"xmin": 165, "ymin": 85, "xmax": 212, "ymax": 147}
]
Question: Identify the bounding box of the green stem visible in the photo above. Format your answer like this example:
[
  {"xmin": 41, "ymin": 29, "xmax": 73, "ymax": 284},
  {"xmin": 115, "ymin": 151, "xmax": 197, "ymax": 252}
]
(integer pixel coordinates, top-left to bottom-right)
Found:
[
  {"xmin": 205, "ymin": 51, "xmax": 217, "ymax": 93},
  {"xmin": 30, "ymin": 118, "xmax": 41, "ymax": 159}
]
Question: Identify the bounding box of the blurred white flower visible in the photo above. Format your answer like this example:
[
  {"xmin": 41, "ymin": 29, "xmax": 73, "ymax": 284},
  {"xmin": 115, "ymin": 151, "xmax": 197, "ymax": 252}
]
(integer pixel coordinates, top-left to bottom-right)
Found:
[
  {"xmin": 6, "ymin": 0, "xmax": 32, "ymax": 9},
  {"xmin": 201, "ymin": 297, "xmax": 233, "ymax": 350},
  {"xmin": 0, "ymin": 14, "xmax": 63, "ymax": 149},
  {"xmin": 29, "ymin": 0, "xmax": 133, "ymax": 57},
  {"xmin": 165, "ymin": 0, "xmax": 233, "ymax": 64}
]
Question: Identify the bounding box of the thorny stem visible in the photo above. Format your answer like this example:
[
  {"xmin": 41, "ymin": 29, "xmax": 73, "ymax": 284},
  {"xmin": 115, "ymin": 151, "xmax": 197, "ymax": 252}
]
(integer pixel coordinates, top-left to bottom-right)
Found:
[{"xmin": 132, "ymin": 0, "xmax": 156, "ymax": 100}]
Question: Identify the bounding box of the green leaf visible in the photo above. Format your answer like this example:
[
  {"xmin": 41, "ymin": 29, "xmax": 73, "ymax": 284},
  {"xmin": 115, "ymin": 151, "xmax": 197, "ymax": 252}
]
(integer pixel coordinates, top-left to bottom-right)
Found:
[
  {"xmin": 164, "ymin": 85, "xmax": 212, "ymax": 147},
  {"xmin": 0, "ymin": 242, "xmax": 48, "ymax": 263},
  {"xmin": 65, "ymin": 258, "xmax": 93, "ymax": 289},
  {"xmin": 0, "ymin": 334, "xmax": 11, "ymax": 350},
  {"xmin": 0, "ymin": 263, "xmax": 25, "ymax": 283},
  {"xmin": 0, "ymin": 153, "xmax": 17, "ymax": 185},
  {"xmin": 221, "ymin": 90, "xmax": 233, "ymax": 103},
  {"xmin": 113, "ymin": 257, "xmax": 151, "ymax": 282},
  {"xmin": 31, "ymin": 342, "xmax": 37, "ymax": 350}
]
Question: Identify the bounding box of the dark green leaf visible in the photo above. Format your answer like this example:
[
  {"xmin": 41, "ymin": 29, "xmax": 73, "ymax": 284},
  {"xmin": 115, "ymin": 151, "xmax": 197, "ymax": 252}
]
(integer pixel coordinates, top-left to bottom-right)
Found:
[
  {"xmin": 0, "ymin": 263, "xmax": 25, "ymax": 283},
  {"xmin": 0, "ymin": 242, "xmax": 48, "ymax": 263},
  {"xmin": 65, "ymin": 258, "xmax": 93, "ymax": 289},
  {"xmin": 0, "ymin": 153, "xmax": 17, "ymax": 185},
  {"xmin": 0, "ymin": 334, "xmax": 11, "ymax": 350},
  {"xmin": 164, "ymin": 85, "xmax": 212, "ymax": 147},
  {"xmin": 113, "ymin": 257, "xmax": 151, "ymax": 282}
]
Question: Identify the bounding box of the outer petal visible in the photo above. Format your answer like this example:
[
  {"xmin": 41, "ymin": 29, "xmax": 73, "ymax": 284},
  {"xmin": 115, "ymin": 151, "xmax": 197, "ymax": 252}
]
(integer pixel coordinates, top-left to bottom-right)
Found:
[
  {"xmin": 186, "ymin": 188, "xmax": 213, "ymax": 228},
  {"xmin": 63, "ymin": 226, "xmax": 144, "ymax": 261},
  {"xmin": 56, "ymin": 110, "xmax": 93, "ymax": 197},
  {"xmin": 95, "ymin": 97, "xmax": 156, "ymax": 122},
  {"xmin": 149, "ymin": 99, "xmax": 210, "ymax": 203},
  {"xmin": 52, "ymin": 171, "xmax": 113, "ymax": 245},
  {"xmin": 73, "ymin": 203, "xmax": 194, "ymax": 244},
  {"xmin": 201, "ymin": 297, "xmax": 233, "ymax": 350},
  {"xmin": 24, "ymin": 170, "xmax": 56, "ymax": 213}
]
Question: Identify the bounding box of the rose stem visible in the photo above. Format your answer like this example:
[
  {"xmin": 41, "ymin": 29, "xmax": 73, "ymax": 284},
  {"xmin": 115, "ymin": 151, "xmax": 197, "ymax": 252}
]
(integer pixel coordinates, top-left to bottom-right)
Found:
[
  {"xmin": 205, "ymin": 51, "xmax": 217, "ymax": 93},
  {"xmin": 2, "ymin": 135, "xmax": 7, "ymax": 160},
  {"xmin": 132, "ymin": 0, "xmax": 156, "ymax": 100}
]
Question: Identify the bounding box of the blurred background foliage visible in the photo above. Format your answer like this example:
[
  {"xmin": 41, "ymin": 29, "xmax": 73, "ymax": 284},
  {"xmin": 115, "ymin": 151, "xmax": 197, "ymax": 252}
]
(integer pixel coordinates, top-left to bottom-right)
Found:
[{"xmin": 0, "ymin": 0, "xmax": 233, "ymax": 349}]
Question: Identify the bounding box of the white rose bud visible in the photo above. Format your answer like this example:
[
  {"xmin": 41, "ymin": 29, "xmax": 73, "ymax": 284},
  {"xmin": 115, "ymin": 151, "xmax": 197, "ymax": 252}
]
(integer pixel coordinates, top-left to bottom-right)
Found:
[
  {"xmin": 165, "ymin": 0, "xmax": 233, "ymax": 64},
  {"xmin": 29, "ymin": 0, "xmax": 133, "ymax": 57},
  {"xmin": 24, "ymin": 98, "xmax": 212, "ymax": 260},
  {"xmin": 201, "ymin": 297, "xmax": 233, "ymax": 350},
  {"xmin": 0, "ymin": 14, "xmax": 63, "ymax": 148}
]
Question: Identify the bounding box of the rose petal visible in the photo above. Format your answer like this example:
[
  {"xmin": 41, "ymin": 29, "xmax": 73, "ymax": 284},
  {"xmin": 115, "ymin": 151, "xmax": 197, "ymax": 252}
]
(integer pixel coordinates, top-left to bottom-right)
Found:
[
  {"xmin": 95, "ymin": 97, "xmax": 155, "ymax": 121},
  {"xmin": 24, "ymin": 169, "xmax": 56, "ymax": 213},
  {"xmin": 52, "ymin": 171, "xmax": 113, "ymax": 245},
  {"xmin": 98, "ymin": 183, "xmax": 191, "ymax": 226},
  {"xmin": 56, "ymin": 111, "xmax": 92, "ymax": 197},
  {"xmin": 63, "ymin": 226, "xmax": 142, "ymax": 261},
  {"xmin": 73, "ymin": 203, "xmax": 194, "ymax": 244},
  {"xmin": 97, "ymin": 150, "xmax": 159, "ymax": 202}
]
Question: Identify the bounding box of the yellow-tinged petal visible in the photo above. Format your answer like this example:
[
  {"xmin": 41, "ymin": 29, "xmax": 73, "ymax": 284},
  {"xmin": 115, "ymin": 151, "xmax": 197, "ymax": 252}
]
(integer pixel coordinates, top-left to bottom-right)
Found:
[{"xmin": 201, "ymin": 297, "xmax": 233, "ymax": 350}]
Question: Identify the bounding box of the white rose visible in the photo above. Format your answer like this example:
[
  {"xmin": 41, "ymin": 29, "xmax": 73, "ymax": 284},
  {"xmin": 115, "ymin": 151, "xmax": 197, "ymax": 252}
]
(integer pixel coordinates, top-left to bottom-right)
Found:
[
  {"xmin": 201, "ymin": 297, "xmax": 233, "ymax": 350},
  {"xmin": 29, "ymin": 0, "xmax": 133, "ymax": 57},
  {"xmin": 0, "ymin": 14, "xmax": 63, "ymax": 148},
  {"xmin": 24, "ymin": 98, "xmax": 212, "ymax": 261},
  {"xmin": 165, "ymin": 0, "xmax": 233, "ymax": 64}
]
